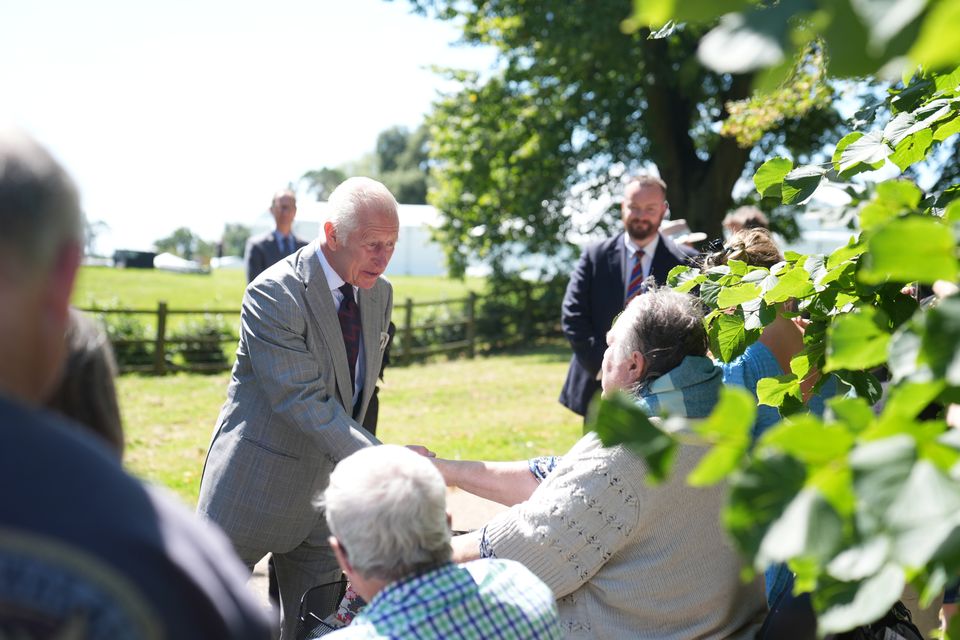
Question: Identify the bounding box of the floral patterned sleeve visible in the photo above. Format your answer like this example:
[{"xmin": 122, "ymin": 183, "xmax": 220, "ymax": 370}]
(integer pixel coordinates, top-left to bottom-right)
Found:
[{"xmin": 528, "ymin": 455, "xmax": 561, "ymax": 482}]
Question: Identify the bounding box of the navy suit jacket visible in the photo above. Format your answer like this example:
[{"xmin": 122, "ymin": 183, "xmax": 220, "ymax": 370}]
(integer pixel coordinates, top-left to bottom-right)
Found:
[
  {"xmin": 245, "ymin": 231, "xmax": 308, "ymax": 283},
  {"xmin": 559, "ymin": 232, "xmax": 690, "ymax": 416}
]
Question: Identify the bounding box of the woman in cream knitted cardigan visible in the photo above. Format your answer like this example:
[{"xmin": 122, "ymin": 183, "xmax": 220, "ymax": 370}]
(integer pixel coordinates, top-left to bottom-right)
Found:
[{"xmin": 432, "ymin": 288, "xmax": 767, "ymax": 639}]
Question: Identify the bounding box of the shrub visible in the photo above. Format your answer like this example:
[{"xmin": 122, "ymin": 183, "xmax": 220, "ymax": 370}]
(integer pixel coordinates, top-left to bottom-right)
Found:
[
  {"xmin": 90, "ymin": 308, "xmax": 154, "ymax": 368},
  {"xmin": 170, "ymin": 314, "xmax": 233, "ymax": 368}
]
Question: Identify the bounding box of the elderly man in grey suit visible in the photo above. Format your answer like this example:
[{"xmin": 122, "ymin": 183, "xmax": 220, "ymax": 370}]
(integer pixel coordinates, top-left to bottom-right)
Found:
[
  {"xmin": 245, "ymin": 189, "xmax": 309, "ymax": 283},
  {"xmin": 198, "ymin": 177, "xmax": 427, "ymax": 639}
]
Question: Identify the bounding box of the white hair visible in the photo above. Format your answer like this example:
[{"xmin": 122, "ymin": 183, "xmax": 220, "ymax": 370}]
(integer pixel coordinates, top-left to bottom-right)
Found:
[
  {"xmin": 326, "ymin": 176, "xmax": 398, "ymax": 246},
  {"xmin": 323, "ymin": 445, "xmax": 451, "ymax": 581}
]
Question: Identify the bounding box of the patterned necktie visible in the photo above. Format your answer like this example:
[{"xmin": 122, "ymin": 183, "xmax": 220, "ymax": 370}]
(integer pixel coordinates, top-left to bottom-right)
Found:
[
  {"xmin": 626, "ymin": 249, "xmax": 645, "ymax": 304},
  {"xmin": 337, "ymin": 283, "xmax": 361, "ymax": 389}
]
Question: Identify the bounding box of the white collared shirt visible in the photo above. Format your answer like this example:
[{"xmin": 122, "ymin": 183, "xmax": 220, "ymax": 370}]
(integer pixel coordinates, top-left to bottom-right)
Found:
[
  {"xmin": 622, "ymin": 233, "xmax": 660, "ymax": 300},
  {"xmin": 315, "ymin": 248, "xmax": 365, "ymax": 406}
]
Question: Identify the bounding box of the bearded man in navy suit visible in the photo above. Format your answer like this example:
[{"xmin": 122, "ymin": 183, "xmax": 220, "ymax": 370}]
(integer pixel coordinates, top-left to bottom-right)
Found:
[{"xmin": 559, "ymin": 175, "xmax": 691, "ymax": 418}]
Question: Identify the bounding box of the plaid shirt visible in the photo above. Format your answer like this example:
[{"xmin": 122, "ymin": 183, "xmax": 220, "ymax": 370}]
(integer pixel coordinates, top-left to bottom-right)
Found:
[{"xmin": 324, "ymin": 559, "xmax": 562, "ymax": 640}]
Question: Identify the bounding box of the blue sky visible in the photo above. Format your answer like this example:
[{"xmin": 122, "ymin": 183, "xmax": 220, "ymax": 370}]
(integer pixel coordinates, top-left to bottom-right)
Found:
[{"xmin": 1, "ymin": 0, "xmax": 494, "ymax": 251}]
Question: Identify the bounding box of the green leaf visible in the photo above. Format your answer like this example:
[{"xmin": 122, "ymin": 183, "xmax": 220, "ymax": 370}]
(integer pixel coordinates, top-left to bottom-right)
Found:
[
  {"xmin": 763, "ymin": 264, "xmax": 814, "ymax": 303},
  {"xmin": 838, "ymin": 131, "xmax": 892, "ymax": 173},
  {"xmin": 815, "ymin": 565, "xmax": 906, "ymax": 634},
  {"xmin": 850, "ymin": 435, "xmax": 917, "ymax": 534},
  {"xmin": 859, "ymin": 179, "xmax": 923, "ymax": 231},
  {"xmin": 724, "ymin": 453, "xmax": 807, "ymax": 558},
  {"xmin": 934, "ymin": 113, "xmax": 960, "ymax": 142},
  {"xmin": 687, "ymin": 444, "xmax": 743, "ymax": 488},
  {"xmin": 699, "ymin": 278, "xmax": 722, "ymax": 307},
  {"xmin": 688, "ymin": 387, "xmax": 756, "ymax": 486},
  {"xmin": 693, "ymin": 386, "xmax": 756, "ymax": 441},
  {"xmin": 757, "ymin": 374, "xmax": 802, "ymax": 408},
  {"xmin": 890, "ymin": 128, "xmax": 934, "ymax": 171},
  {"xmin": 667, "ymin": 265, "xmax": 703, "ymax": 293},
  {"xmin": 810, "ymin": 464, "xmax": 856, "ymax": 520},
  {"xmin": 826, "ymin": 397, "xmax": 875, "ymax": 432},
  {"xmin": 754, "ymin": 157, "xmax": 792, "ymax": 199},
  {"xmin": 789, "ymin": 343, "xmax": 822, "ymax": 381},
  {"xmin": 832, "ymin": 369, "xmax": 884, "ymax": 405},
  {"xmin": 717, "ymin": 282, "xmax": 762, "ymax": 308},
  {"xmin": 887, "ymin": 461, "xmax": 960, "ymax": 569},
  {"xmin": 759, "ymin": 415, "xmax": 854, "ymax": 466},
  {"xmin": 626, "ymin": 0, "xmax": 752, "ymax": 30},
  {"xmin": 881, "ymin": 381, "xmax": 948, "ymax": 423},
  {"xmin": 851, "ymin": 0, "xmax": 925, "ymax": 54},
  {"xmin": 922, "ymin": 297, "xmax": 960, "ymax": 385},
  {"xmin": 888, "ymin": 322, "xmax": 927, "ymax": 384},
  {"xmin": 782, "ymin": 164, "xmax": 826, "ymax": 204},
  {"xmin": 908, "ymin": 1, "xmax": 960, "ymax": 71},
  {"xmin": 948, "ymin": 199, "xmax": 960, "ymax": 225},
  {"xmin": 804, "ymin": 254, "xmax": 828, "ymax": 287},
  {"xmin": 588, "ymin": 391, "xmax": 677, "ymax": 484},
  {"xmin": 860, "ymin": 216, "xmax": 959, "ymax": 285},
  {"xmin": 827, "ymin": 238, "xmax": 867, "ymax": 269},
  {"xmin": 833, "ymin": 131, "xmax": 885, "ymax": 178},
  {"xmin": 708, "ymin": 310, "xmax": 758, "ymax": 362},
  {"xmin": 757, "ymin": 488, "xmax": 845, "ymax": 568},
  {"xmin": 884, "ymin": 100, "xmax": 953, "ymax": 147},
  {"xmin": 827, "ymin": 536, "xmax": 891, "ymax": 582},
  {"xmin": 824, "ymin": 308, "xmax": 890, "ymax": 372}
]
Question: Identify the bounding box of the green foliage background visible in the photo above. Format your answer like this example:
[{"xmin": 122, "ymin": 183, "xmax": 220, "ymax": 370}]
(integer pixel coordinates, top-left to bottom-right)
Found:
[{"xmin": 591, "ymin": 0, "xmax": 960, "ymax": 634}]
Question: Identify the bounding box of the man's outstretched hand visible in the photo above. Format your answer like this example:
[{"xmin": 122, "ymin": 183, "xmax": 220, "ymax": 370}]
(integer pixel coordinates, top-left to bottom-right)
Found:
[{"xmin": 405, "ymin": 445, "xmax": 436, "ymax": 458}]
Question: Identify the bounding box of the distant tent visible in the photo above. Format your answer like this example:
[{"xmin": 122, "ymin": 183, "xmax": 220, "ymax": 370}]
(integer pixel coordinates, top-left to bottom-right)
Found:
[{"xmin": 153, "ymin": 252, "xmax": 207, "ymax": 274}]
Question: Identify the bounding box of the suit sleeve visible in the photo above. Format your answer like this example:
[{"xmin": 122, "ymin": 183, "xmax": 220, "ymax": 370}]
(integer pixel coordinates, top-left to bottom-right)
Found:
[
  {"xmin": 561, "ymin": 248, "xmax": 606, "ymax": 375},
  {"xmin": 245, "ymin": 239, "xmax": 265, "ymax": 284},
  {"xmin": 241, "ymin": 280, "xmax": 378, "ymax": 461}
]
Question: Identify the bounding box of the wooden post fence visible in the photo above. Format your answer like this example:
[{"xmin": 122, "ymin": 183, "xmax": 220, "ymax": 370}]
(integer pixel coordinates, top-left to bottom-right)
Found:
[{"xmin": 154, "ymin": 301, "xmax": 168, "ymax": 375}]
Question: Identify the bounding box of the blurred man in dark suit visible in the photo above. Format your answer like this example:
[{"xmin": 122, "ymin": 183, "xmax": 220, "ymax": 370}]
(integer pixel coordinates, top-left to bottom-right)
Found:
[{"xmin": 245, "ymin": 188, "xmax": 308, "ymax": 283}]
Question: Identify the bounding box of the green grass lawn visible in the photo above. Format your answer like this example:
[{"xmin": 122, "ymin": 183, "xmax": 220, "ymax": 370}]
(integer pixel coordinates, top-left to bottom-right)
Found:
[
  {"xmin": 82, "ymin": 267, "xmax": 578, "ymax": 508},
  {"xmin": 120, "ymin": 344, "xmax": 582, "ymax": 507},
  {"xmin": 74, "ymin": 266, "xmax": 485, "ymax": 312}
]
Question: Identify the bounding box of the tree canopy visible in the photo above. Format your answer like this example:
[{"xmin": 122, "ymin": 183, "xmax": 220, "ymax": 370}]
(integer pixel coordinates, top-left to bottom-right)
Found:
[
  {"xmin": 591, "ymin": 0, "xmax": 960, "ymax": 635},
  {"xmin": 409, "ymin": 0, "xmax": 844, "ymax": 277},
  {"xmin": 301, "ymin": 124, "xmax": 430, "ymax": 205},
  {"xmin": 154, "ymin": 227, "xmax": 213, "ymax": 262}
]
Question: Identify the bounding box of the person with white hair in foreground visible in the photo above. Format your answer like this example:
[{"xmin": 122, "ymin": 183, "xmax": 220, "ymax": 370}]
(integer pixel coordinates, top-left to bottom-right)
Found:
[
  {"xmin": 321, "ymin": 445, "xmax": 562, "ymax": 639},
  {"xmin": 433, "ymin": 288, "xmax": 767, "ymax": 639}
]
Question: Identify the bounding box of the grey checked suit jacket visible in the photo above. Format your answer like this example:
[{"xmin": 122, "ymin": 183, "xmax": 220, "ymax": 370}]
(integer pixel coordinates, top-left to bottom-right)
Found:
[{"xmin": 197, "ymin": 241, "xmax": 390, "ymax": 552}]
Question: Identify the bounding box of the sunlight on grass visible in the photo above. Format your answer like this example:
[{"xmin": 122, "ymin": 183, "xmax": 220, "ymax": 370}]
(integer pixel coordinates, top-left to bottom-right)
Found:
[{"xmin": 119, "ymin": 345, "xmax": 582, "ymax": 508}]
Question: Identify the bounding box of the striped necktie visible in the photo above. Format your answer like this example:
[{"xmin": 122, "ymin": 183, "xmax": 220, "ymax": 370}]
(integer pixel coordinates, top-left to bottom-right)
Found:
[
  {"xmin": 338, "ymin": 283, "xmax": 361, "ymax": 389},
  {"xmin": 626, "ymin": 249, "xmax": 645, "ymax": 304}
]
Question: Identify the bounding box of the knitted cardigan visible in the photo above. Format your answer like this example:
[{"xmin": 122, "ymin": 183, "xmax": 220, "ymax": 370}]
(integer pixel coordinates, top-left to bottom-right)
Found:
[{"xmin": 482, "ymin": 357, "xmax": 767, "ymax": 639}]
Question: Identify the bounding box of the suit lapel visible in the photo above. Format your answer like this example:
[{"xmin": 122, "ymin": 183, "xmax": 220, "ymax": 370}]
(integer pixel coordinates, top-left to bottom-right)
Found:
[
  {"xmin": 650, "ymin": 234, "xmax": 679, "ymax": 285},
  {"xmin": 266, "ymin": 234, "xmax": 282, "ymax": 265},
  {"xmin": 297, "ymin": 243, "xmax": 355, "ymax": 411},
  {"xmin": 607, "ymin": 234, "xmax": 627, "ymax": 304}
]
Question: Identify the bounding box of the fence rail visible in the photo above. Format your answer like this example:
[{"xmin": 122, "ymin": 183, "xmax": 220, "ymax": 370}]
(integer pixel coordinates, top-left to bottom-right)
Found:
[{"xmin": 79, "ymin": 281, "xmax": 564, "ymax": 375}]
